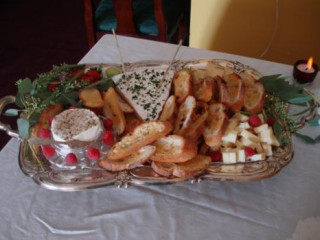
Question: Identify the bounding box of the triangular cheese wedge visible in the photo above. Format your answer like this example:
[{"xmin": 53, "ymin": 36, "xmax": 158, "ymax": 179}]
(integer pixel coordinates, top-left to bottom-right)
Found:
[{"xmin": 112, "ymin": 66, "xmax": 174, "ymax": 121}]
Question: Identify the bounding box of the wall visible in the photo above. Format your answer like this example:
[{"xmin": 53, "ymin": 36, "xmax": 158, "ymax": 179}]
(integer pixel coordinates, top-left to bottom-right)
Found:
[{"xmin": 189, "ymin": 0, "xmax": 320, "ymax": 65}]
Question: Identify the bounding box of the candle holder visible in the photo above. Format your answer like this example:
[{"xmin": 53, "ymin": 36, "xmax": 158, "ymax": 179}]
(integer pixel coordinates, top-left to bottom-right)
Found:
[{"xmin": 293, "ymin": 60, "xmax": 318, "ymax": 83}]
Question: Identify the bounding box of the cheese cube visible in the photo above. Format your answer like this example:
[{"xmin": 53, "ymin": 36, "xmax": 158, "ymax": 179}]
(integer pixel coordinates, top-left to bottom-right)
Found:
[
  {"xmin": 240, "ymin": 129, "xmax": 260, "ymax": 142},
  {"xmin": 255, "ymin": 143, "xmax": 264, "ymax": 154},
  {"xmin": 240, "ymin": 137, "xmax": 256, "ymax": 148},
  {"xmin": 237, "ymin": 149, "xmax": 246, "ymax": 162},
  {"xmin": 222, "ymin": 130, "xmax": 238, "ymax": 144},
  {"xmin": 222, "ymin": 152, "xmax": 237, "ymax": 164},
  {"xmin": 238, "ymin": 122, "xmax": 251, "ymax": 129},
  {"xmin": 232, "ymin": 112, "xmax": 249, "ymax": 122},
  {"xmin": 254, "ymin": 123, "xmax": 269, "ymax": 134},
  {"xmin": 258, "ymin": 128, "xmax": 274, "ymax": 144},
  {"xmin": 248, "ymin": 153, "xmax": 266, "ymax": 161},
  {"xmin": 262, "ymin": 143, "xmax": 273, "ymax": 156}
]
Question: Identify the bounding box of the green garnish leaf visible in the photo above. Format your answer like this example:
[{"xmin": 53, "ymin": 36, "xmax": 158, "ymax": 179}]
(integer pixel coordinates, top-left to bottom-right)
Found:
[
  {"xmin": 294, "ymin": 132, "xmax": 317, "ymax": 144},
  {"xmin": 17, "ymin": 118, "xmax": 30, "ymax": 139},
  {"xmin": 3, "ymin": 109, "xmax": 19, "ymax": 117},
  {"xmin": 273, "ymin": 120, "xmax": 285, "ymax": 145},
  {"xmin": 58, "ymin": 92, "xmax": 81, "ymax": 107},
  {"xmin": 29, "ymin": 112, "xmax": 41, "ymax": 126},
  {"xmin": 315, "ymin": 135, "xmax": 320, "ymax": 143},
  {"xmin": 260, "ymin": 75, "xmax": 311, "ymax": 104},
  {"xmin": 308, "ymin": 117, "xmax": 320, "ymax": 127},
  {"xmin": 17, "ymin": 78, "xmax": 33, "ymax": 94}
]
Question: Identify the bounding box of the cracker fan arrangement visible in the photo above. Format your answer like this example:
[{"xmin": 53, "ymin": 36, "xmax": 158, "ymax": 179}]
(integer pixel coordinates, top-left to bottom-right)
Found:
[{"xmin": 0, "ymin": 59, "xmax": 317, "ymax": 189}]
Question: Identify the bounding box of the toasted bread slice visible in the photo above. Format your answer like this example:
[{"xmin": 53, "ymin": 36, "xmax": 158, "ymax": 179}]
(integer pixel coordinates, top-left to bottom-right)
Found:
[
  {"xmin": 239, "ymin": 72, "xmax": 256, "ymax": 86},
  {"xmin": 123, "ymin": 118, "xmax": 143, "ymax": 136},
  {"xmin": 244, "ymin": 82, "xmax": 266, "ymax": 114},
  {"xmin": 204, "ymin": 103, "xmax": 228, "ymax": 150},
  {"xmin": 159, "ymin": 95, "xmax": 177, "ymax": 124},
  {"xmin": 194, "ymin": 77, "xmax": 213, "ymax": 103},
  {"xmin": 173, "ymin": 69, "xmax": 192, "ymax": 104},
  {"xmin": 150, "ymin": 135, "xmax": 197, "ymax": 163},
  {"xmin": 216, "ymin": 77, "xmax": 231, "ymax": 106},
  {"xmin": 173, "ymin": 96, "xmax": 196, "ymax": 135},
  {"xmin": 184, "ymin": 102, "xmax": 208, "ymax": 142},
  {"xmin": 107, "ymin": 121, "xmax": 172, "ymax": 160},
  {"xmin": 206, "ymin": 62, "xmax": 225, "ymax": 78},
  {"xmin": 79, "ymin": 87, "xmax": 104, "ymax": 108},
  {"xmin": 225, "ymin": 73, "xmax": 245, "ymax": 113},
  {"xmin": 191, "ymin": 69, "xmax": 207, "ymax": 85},
  {"xmin": 115, "ymin": 92, "xmax": 134, "ymax": 113},
  {"xmin": 99, "ymin": 145, "xmax": 156, "ymax": 172},
  {"xmin": 151, "ymin": 154, "xmax": 212, "ymax": 178},
  {"xmin": 103, "ymin": 87, "xmax": 126, "ymax": 135}
]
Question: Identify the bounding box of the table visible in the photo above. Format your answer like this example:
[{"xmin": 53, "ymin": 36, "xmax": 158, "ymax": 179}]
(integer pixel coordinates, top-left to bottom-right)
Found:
[{"xmin": 1, "ymin": 35, "xmax": 320, "ymax": 240}]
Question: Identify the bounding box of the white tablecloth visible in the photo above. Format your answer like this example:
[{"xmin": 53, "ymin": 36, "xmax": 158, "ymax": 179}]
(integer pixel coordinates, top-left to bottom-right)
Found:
[{"xmin": 1, "ymin": 35, "xmax": 320, "ymax": 240}]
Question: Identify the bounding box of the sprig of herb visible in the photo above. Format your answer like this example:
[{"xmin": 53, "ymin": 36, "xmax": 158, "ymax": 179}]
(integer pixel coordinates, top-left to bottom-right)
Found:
[
  {"xmin": 7, "ymin": 63, "xmax": 113, "ymax": 138},
  {"xmin": 261, "ymin": 74, "xmax": 319, "ymax": 144}
]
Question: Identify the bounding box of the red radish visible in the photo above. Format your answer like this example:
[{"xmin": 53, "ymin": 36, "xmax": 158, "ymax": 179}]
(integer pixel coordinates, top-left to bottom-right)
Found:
[
  {"xmin": 42, "ymin": 145, "xmax": 55, "ymax": 158},
  {"xmin": 65, "ymin": 153, "xmax": 78, "ymax": 165},
  {"xmin": 102, "ymin": 130, "xmax": 114, "ymax": 145},
  {"xmin": 267, "ymin": 117, "xmax": 276, "ymax": 127},
  {"xmin": 248, "ymin": 115, "xmax": 262, "ymax": 127},
  {"xmin": 48, "ymin": 83, "xmax": 59, "ymax": 91},
  {"xmin": 87, "ymin": 147, "xmax": 100, "ymax": 160},
  {"xmin": 39, "ymin": 129, "xmax": 51, "ymax": 139},
  {"xmin": 103, "ymin": 119, "xmax": 113, "ymax": 130},
  {"xmin": 244, "ymin": 146, "xmax": 255, "ymax": 157},
  {"xmin": 210, "ymin": 151, "xmax": 222, "ymax": 162}
]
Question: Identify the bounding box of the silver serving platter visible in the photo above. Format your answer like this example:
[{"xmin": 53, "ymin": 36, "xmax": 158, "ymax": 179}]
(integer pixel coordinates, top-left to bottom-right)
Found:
[{"xmin": 0, "ymin": 59, "xmax": 318, "ymax": 191}]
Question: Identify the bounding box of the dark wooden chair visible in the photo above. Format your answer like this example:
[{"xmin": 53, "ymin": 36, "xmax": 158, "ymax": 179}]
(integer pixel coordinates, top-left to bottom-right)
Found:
[{"xmin": 83, "ymin": 0, "xmax": 190, "ymax": 48}]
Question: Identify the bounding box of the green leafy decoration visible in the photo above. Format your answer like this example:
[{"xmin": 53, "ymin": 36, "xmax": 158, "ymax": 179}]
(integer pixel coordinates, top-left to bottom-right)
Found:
[
  {"xmin": 17, "ymin": 118, "xmax": 30, "ymax": 139},
  {"xmin": 260, "ymin": 75, "xmax": 312, "ymax": 104},
  {"xmin": 16, "ymin": 78, "xmax": 33, "ymax": 94},
  {"xmin": 3, "ymin": 109, "xmax": 19, "ymax": 117},
  {"xmin": 294, "ymin": 132, "xmax": 317, "ymax": 144}
]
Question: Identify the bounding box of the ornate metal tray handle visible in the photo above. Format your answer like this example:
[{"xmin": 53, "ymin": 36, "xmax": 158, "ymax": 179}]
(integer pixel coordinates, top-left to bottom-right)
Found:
[{"xmin": 0, "ymin": 96, "xmax": 20, "ymax": 139}]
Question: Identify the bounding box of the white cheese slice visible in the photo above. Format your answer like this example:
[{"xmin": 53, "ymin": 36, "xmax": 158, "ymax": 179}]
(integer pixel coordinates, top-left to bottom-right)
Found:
[{"xmin": 112, "ymin": 67, "xmax": 174, "ymax": 121}]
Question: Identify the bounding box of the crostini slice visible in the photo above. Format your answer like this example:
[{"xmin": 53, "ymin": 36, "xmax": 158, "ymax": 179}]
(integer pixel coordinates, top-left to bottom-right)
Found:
[
  {"xmin": 244, "ymin": 82, "xmax": 266, "ymax": 114},
  {"xmin": 99, "ymin": 145, "xmax": 156, "ymax": 172},
  {"xmin": 203, "ymin": 103, "xmax": 229, "ymax": 150},
  {"xmin": 103, "ymin": 87, "xmax": 126, "ymax": 135},
  {"xmin": 151, "ymin": 154, "xmax": 212, "ymax": 178},
  {"xmin": 107, "ymin": 120, "xmax": 173, "ymax": 160},
  {"xmin": 173, "ymin": 68, "xmax": 193, "ymax": 104},
  {"xmin": 224, "ymin": 73, "xmax": 245, "ymax": 113},
  {"xmin": 150, "ymin": 135, "xmax": 197, "ymax": 163}
]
